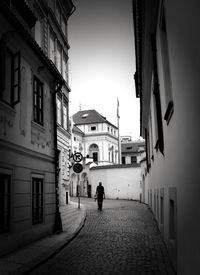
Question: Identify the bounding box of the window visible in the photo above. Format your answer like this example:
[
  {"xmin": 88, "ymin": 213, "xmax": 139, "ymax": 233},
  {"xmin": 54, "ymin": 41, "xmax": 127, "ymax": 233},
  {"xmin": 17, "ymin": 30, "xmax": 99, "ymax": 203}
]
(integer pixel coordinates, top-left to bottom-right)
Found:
[
  {"xmin": 151, "ymin": 34, "xmax": 164, "ymax": 154},
  {"xmin": 82, "ymin": 113, "xmax": 88, "ymax": 118},
  {"xmin": 33, "ymin": 76, "xmax": 43, "ymax": 125},
  {"xmin": 160, "ymin": 195, "xmax": 164, "ymax": 225},
  {"xmin": 150, "ymin": 190, "xmax": 152, "ymax": 208},
  {"xmin": 91, "ymin": 126, "xmax": 96, "ymax": 131},
  {"xmin": 149, "ymin": 111, "xmax": 154, "ymax": 160},
  {"xmin": 57, "ymin": 42, "xmax": 62, "ymax": 73},
  {"xmin": 154, "ymin": 191, "xmax": 156, "ymax": 214},
  {"xmin": 35, "ymin": 19, "xmax": 43, "ymax": 47},
  {"xmin": 0, "ymin": 174, "xmax": 10, "ymax": 233},
  {"xmin": 157, "ymin": 190, "xmax": 159, "ymax": 220},
  {"xmin": 56, "ymin": 94, "xmax": 69, "ymax": 130},
  {"xmin": 160, "ymin": 5, "xmax": 174, "ymax": 124},
  {"xmin": 74, "ymin": 136, "xmax": 76, "ymax": 141},
  {"xmin": 131, "ymin": 156, "xmax": 137, "ymax": 163},
  {"xmin": 169, "ymin": 199, "xmax": 175, "ymax": 240},
  {"xmin": 63, "ymin": 53, "xmax": 68, "ymax": 82},
  {"xmin": 57, "ymin": 96, "xmax": 62, "ymax": 125},
  {"xmin": 32, "ymin": 177, "xmax": 43, "ymax": 225},
  {"xmin": 0, "ymin": 37, "xmax": 20, "ymax": 106},
  {"xmin": 145, "ymin": 128, "xmax": 151, "ymax": 171},
  {"xmin": 93, "ymin": 152, "xmax": 98, "ymax": 162},
  {"xmin": 63, "ymin": 100, "xmax": 68, "ymax": 130},
  {"xmin": 49, "ymin": 30, "xmax": 56, "ymax": 64},
  {"xmin": 122, "ymin": 156, "xmax": 125, "ymax": 164}
]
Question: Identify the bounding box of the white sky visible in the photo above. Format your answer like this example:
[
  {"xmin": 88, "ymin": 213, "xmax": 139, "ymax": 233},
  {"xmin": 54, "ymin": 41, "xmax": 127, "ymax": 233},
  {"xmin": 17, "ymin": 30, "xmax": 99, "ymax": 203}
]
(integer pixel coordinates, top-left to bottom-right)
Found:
[{"xmin": 68, "ymin": 0, "xmax": 140, "ymax": 140}]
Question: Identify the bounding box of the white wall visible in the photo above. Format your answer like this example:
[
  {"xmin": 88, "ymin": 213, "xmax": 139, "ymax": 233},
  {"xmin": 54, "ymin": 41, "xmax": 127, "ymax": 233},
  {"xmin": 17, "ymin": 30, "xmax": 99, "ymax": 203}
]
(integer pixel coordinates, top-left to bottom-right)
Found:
[
  {"xmin": 90, "ymin": 165, "xmax": 141, "ymax": 200},
  {"xmin": 140, "ymin": 1, "xmax": 200, "ymax": 274}
]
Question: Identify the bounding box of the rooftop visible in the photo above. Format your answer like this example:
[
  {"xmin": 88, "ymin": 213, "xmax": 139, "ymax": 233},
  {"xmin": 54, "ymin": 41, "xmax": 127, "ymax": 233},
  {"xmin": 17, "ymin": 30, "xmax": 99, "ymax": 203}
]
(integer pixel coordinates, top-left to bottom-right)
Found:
[{"xmin": 73, "ymin": 109, "xmax": 118, "ymax": 129}]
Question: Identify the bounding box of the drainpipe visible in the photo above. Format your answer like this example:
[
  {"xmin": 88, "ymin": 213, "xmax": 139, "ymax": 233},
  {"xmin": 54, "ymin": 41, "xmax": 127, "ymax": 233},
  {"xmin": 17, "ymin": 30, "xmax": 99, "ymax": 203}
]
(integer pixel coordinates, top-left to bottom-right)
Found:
[{"xmin": 53, "ymin": 83, "xmax": 63, "ymax": 233}]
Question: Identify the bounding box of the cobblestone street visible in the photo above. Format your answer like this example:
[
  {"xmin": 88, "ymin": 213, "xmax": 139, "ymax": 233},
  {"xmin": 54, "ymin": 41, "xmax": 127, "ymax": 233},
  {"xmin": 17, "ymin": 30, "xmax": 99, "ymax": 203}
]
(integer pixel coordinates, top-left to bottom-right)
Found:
[{"xmin": 29, "ymin": 198, "xmax": 176, "ymax": 275}]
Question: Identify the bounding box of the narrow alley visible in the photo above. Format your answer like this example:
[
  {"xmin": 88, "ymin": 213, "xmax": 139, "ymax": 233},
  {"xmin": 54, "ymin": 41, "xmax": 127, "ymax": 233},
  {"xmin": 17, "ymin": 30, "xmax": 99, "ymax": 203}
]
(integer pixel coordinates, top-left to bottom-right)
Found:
[{"xmin": 29, "ymin": 198, "xmax": 175, "ymax": 275}]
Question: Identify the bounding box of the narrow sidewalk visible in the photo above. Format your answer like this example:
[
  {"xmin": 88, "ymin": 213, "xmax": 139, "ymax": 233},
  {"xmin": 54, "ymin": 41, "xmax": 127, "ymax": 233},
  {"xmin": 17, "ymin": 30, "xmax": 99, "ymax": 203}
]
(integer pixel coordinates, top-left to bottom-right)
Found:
[{"xmin": 0, "ymin": 202, "xmax": 86, "ymax": 275}]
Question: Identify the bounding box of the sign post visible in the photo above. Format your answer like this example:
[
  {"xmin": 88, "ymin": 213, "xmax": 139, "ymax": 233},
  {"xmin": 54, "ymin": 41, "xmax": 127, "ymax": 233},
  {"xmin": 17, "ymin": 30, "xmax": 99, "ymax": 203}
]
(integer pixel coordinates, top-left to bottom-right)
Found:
[{"xmin": 72, "ymin": 152, "xmax": 83, "ymax": 209}]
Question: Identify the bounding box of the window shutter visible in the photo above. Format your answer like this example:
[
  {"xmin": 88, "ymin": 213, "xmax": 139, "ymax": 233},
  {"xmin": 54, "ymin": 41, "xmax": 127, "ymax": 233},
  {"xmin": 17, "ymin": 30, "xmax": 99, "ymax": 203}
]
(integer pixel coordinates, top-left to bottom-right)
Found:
[
  {"xmin": 0, "ymin": 35, "xmax": 6, "ymax": 94},
  {"xmin": 151, "ymin": 34, "xmax": 164, "ymax": 155},
  {"xmin": 12, "ymin": 50, "xmax": 21, "ymax": 105},
  {"xmin": 145, "ymin": 128, "xmax": 149, "ymax": 173}
]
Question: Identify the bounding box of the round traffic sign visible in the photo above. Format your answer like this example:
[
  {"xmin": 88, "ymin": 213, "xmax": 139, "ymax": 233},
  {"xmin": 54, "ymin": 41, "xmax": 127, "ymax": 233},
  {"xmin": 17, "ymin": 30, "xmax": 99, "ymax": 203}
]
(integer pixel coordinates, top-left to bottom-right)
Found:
[
  {"xmin": 73, "ymin": 152, "xmax": 83, "ymax": 162},
  {"xmin": 73, "ymin": 163, "xmax": 83, "ymax": 173}
]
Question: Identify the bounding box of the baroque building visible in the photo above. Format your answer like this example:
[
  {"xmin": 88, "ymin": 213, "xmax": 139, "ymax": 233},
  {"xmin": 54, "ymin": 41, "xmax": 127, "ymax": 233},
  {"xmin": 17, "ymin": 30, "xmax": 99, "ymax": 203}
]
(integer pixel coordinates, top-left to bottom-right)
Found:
[
  {"xmin": 71, "ymin": 109, "xmax": 119, "ymax": 165},
  {"xmin": 133, "ymin": 0, "xmax": 200, "ymax": 274},
  {"xmin": 0, "ymin": 0, "xmax": 74, "ymax": 256},
  {"xmin": 69, "ymin": 109, "xmax": 119, "ymax": 197}
]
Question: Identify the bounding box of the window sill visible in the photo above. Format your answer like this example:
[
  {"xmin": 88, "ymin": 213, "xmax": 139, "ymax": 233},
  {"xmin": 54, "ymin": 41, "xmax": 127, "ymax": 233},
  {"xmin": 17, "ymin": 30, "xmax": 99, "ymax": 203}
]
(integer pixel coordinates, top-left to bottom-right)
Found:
[
  {"xmin": 31, "ymin": 120, "xmax": 45, "ymax": 133},
  {"xmin": 164, "ymin": 101, "xmax": 174, "ymax": 125},
  {"xmin": 0, "ymin": 101, "xmax": 16, "ymax": 117}
]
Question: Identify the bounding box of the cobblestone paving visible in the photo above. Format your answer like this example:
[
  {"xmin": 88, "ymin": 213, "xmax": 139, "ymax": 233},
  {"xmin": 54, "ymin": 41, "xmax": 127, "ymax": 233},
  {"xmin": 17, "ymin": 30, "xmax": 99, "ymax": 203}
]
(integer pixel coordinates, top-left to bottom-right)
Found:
[{"xmin": 29, "ymin": 198, "xmax": 176, "ymax": 275}]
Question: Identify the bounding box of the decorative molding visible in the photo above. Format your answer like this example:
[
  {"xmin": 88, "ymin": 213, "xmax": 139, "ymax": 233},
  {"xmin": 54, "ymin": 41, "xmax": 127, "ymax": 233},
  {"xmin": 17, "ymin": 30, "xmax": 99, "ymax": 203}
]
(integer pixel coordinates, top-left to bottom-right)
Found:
[
  {"xmin": 31, "ymin": 120, "xmax": 47, "ymax": 147},
  {"xmin": 0, "ymin": 101, "xmax": 16, "ymax": 136},
  {"xmin": 0, "ymin": 139, "xmax": 54, "ymax": 163}
]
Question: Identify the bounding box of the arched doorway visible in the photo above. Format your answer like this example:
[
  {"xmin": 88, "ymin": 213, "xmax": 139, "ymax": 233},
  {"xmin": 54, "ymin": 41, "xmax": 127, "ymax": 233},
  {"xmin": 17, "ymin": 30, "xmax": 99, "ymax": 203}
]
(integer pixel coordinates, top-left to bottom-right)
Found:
[{"xmin": 89, "ymin": 143, "xmax": 99, "ymax": 163}]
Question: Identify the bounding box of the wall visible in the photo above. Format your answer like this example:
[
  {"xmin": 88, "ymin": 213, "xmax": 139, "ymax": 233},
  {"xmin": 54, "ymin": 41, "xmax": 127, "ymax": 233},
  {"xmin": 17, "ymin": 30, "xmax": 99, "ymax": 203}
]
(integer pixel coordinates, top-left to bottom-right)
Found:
[
  {"xmin": 0, "ymin": 10, "xmax": 56, "ymax": 256},
  {"xmin": 140, "ymin": 1, "xmax": 200, "ymax": 274},
  {"xmin": 90, "ymin": 164, "xmax": 141, "ymax": 200}
]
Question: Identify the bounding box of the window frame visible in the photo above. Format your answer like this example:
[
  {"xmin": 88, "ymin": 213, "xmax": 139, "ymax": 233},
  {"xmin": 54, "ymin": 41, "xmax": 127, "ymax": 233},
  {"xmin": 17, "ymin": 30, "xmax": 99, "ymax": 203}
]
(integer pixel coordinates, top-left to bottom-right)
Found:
[
  {"xmin": 0, "ymin": 37, "xmax": 20, "ymax": 107},
  {"xmin": 159, "ymin": 4, "xmax": 174, "ymax": 124},
  {"xmin": 151, "ymin": 34, "xmax": 164, "ymax": 155},
  {"xmin": 56, "ymin": 93, "xmax": 69, "ymax": 131},
  {"xmin": 91, "ymin": 126, "xmax": 97, "ymax": 131},
  {"xmin": 0, "ymin": 173, "xmax": 11, "ymax": 234},
  {"xmin": 33, "ymin": 76, "xmax": 44, "ymax": 126},
  {"xmin": 32, "ymin": 176, "xmax": 44, "ymax": 225}
]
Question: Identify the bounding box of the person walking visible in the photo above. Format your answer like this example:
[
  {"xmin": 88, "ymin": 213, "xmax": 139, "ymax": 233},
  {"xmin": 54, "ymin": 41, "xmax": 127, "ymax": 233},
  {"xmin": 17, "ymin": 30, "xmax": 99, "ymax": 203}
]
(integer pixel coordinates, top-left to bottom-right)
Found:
[{"xmin": 95, "ymin": 182, "xmax": 105, "ymax": 211}]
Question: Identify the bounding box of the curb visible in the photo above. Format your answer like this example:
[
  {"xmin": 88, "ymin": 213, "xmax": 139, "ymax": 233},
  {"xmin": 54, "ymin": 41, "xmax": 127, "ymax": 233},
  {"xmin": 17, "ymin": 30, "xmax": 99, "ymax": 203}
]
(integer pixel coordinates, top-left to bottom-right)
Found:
[{"xmin": 3, "ymin": 205, "xmax": 87, "ymax": 275}]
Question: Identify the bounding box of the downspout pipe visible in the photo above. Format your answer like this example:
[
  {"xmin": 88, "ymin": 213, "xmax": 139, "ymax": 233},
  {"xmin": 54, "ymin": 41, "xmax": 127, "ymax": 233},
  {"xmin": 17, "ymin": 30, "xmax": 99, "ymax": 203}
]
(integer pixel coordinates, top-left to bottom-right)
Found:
[{"xmin": 53, "ymin": 83, "xmax": 63, "ymax": 233}]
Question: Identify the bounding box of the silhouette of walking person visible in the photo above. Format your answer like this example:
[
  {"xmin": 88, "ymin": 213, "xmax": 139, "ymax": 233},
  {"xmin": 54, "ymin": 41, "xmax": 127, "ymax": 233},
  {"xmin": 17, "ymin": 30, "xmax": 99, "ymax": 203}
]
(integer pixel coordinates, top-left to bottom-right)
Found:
[{"xmin": 95, "ymin": 182, "xmax": 105, "ymax": 211}]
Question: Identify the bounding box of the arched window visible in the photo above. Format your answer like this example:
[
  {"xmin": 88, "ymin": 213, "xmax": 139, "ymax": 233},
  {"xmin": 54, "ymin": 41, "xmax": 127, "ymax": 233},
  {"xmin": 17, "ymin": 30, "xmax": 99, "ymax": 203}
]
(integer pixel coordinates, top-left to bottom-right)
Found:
[{"xmin": 89, "ymin": 144, "xmax": 99, "ymax": 163}]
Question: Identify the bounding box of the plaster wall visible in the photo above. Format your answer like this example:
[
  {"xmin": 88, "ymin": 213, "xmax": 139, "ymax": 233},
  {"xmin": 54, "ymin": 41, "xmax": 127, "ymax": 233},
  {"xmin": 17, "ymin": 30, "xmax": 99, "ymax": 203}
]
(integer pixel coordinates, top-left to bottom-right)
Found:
[
  {"xmin": 90, "ymin": 166, "xmax": 141, "ymax": 200},
  {"xmin": 142, "ymin": 1, "xmax": 200, "ymax": 273}
]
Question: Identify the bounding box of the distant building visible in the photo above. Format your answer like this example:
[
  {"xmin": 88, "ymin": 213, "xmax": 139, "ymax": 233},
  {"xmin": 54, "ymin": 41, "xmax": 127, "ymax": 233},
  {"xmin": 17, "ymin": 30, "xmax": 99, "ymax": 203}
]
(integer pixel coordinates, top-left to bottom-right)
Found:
[
  {"xmin": 133, "ymin": 0, "xmax": 200, "ymax": 273},
  {"xmin": 121, "ymin": 136, "xmax": 132, "ymax": 142},
  {"xmin": 71, "ymin": 109, "xmax": 119, "ymax": 165},
  {"xmin": 121, "ymin": 139, "xmax": 145, "ymax": 165},
  {"xmin": 69, "ymin": 109, "xmax": 119, "ymax": 197},
  {"xmin": 0, "ymin": 0, "xmax": 74, "ymax": 256}
]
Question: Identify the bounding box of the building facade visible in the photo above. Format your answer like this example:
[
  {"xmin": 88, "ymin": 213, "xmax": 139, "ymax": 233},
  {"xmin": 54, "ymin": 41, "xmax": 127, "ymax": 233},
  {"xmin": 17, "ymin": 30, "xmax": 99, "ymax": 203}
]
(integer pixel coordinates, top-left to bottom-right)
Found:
[
  {"xmin": 49, "ymin": 0, "xmax": 75, "ymax": 210},
  {"xmin": 133, "ymin": 0, "xmax": 200, "ymax": 274},
  {"xmin": 72, "ymin": 109, "xmax": 119, "ymax": 165},
  {"xmin": 121, "ymin": 138, "xmax": 145, "ymax": 165},
  {"xmin": 0, "ymin": 0, "xmax": 74, "ymax": 256},
  {"xmin": 69, "ymin": 109, "xmax": 119, "ymax": 197}
]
